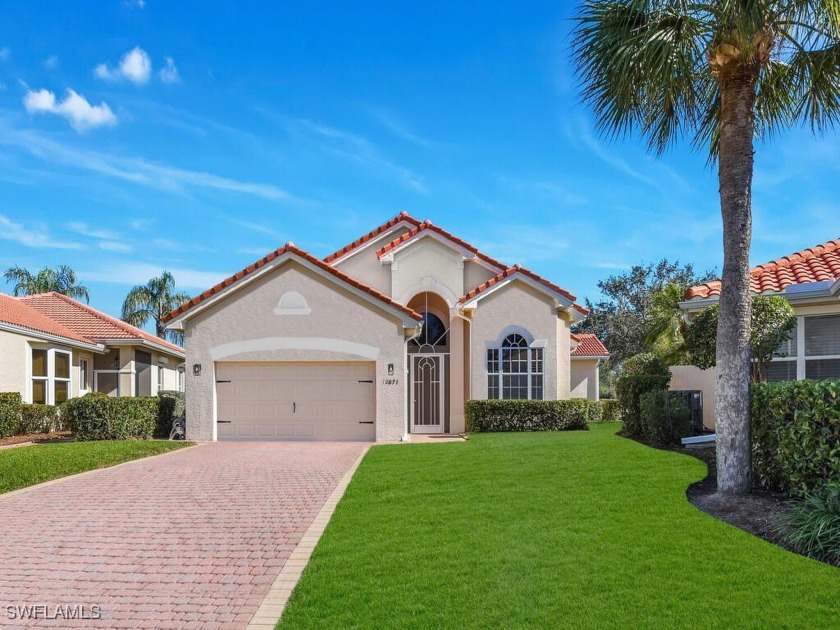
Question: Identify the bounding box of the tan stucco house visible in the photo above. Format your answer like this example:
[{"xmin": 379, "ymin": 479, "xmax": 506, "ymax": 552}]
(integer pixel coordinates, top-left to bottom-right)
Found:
[
  {"xmin": 165, "ymin": 211, "xmax": 609, "ymax": 442},
  {"xmin": 673, "ymin": 237, "xmax": 840, "ymax": 429},
  {"xmin": 0, "ymin": 292, "xmax": 185, "ymax": 405}
]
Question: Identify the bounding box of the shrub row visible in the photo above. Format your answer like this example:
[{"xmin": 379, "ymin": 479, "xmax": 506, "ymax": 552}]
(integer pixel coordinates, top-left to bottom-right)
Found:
[
  {"xmin": 0, "ymin": 392, "xmax": 60, "ymax": 438},
  {"xmin": 752, "ymin": 379, "xmax": 840, "ymax": 498},
  {"xmin": 465, "ymin": 400, "xmax": 590, "ymax": 432},
  {"xmin": 615, "ymin": 353, "xmax": 672, "ymax": 436},
  {"xmin": 593, "ymin": 398, "xmax": 621, "ymax": 423},
  {"xmin": 639, "ymin": 390, "xmax": 692, "ymax": 446},
  {"xmin": 62, "ymin": 393, "xmax": 160, "ymax": 441}
]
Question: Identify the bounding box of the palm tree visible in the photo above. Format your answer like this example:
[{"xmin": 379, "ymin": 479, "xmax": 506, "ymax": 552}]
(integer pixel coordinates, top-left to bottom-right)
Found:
[
  {"xmin": 121, "ymin": 271, "xmax": 191, "ymax": 345},
  {"xmin": 572, "ymin": 1, "xmax": 840, "ymax": 495},
  {"xmin": 645, "ymin": 282, "xmax": 690, "ymax": 365},
  {"xmin": 3, "ymin": 265, "xmax": 90, "ymax": 302}
]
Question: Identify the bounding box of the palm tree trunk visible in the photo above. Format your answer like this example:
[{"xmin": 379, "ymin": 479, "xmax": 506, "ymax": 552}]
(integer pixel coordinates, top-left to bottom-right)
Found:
[{"xmin": 715, "ymin": 64, "xmax": 758, "ymax": 496}]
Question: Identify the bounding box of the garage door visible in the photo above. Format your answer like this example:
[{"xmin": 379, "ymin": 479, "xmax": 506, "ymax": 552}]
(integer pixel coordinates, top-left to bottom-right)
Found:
[{"xmin": 215, "ymin": 362, "xmax": 375, "ymax": 441}]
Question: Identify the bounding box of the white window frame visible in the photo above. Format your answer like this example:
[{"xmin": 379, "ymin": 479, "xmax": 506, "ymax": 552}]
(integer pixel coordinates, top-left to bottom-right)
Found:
[
  {"xmin": 53, "ymin": 350, "xmax": 72, "ymax": 405},
  {"xmin": 79, "ymin": 358, "xmax": 90, "ymax": 393},
  {"xmin": 768, "ymin": 314, "xmax": 840, "ymax": 381},
  {"xmin": 29, "ymin": 346, "xmax": 73, "ymax": 405},
  {"xmin": 486, "ymin": 333, "xmax": 544, "ymax": 400}
]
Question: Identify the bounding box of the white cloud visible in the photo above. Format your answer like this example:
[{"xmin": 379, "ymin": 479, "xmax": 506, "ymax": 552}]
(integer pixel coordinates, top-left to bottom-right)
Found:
[
  {"xmin": 67, "ymin": 221, "xmax": 122, "ymax": 240},
  {"xmin": 0, "ymin": 214, "xmax": 82, "ymax": 249},
  {"xmin": 0, "ymin": 48, "xmax": 9, "ymax": 61},
  {"xmin": 99, "ymin": 241, "xmax": 132, "ymax": 253},
  {"xmin": 44, "ymin": 55, "xmax": 58, "ymax": 69},
  {"xmin": 95, "ymin": 47, "xmax": 152, "ymax": 85},
  {"xmin": 130, "ymin": 218, "xmax": 154, "ymax": 231},
  {"xmin": 82, "ymin": 262, "xmax": 225, "ymax": 289},
  {"xmin": 158, "ymin": 57, "xmax": 181, "ymax": 84},
  {"xmin": 23, "ymin": 88, "xmax": 118, "ymax": 132}
]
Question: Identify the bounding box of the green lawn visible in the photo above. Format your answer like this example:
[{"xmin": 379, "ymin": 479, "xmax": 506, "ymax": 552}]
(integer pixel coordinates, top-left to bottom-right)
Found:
[
  {"xmin": 280, "ymin": 424, "xmax": 840, "ymax": 629},
  {"xmin": 0, "ymin": 440, "xmax": 192, "ymax": 494}
]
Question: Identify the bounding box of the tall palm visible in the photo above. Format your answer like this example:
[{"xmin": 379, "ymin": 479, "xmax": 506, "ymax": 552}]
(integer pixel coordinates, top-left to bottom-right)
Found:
[
  {"xmin": 645, "ymin": 282, "xmax": 690, "ymax": 364},
  {"xmin": 122, "ymin": 271, "xmax": 191, "ymax": 345},
  {"xmin": 3, "ymin": 265, "xmax": 90, "ymax": 303},
  {"xmin": 572, "ymin": 1, "xmax": 840, "ymax": 495}
]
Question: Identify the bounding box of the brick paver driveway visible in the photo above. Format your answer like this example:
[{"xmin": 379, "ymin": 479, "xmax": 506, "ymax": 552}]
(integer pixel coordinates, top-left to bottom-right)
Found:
[{"xmin": 0, "ymin": 441, "xmax": 368, "ymax": 629}]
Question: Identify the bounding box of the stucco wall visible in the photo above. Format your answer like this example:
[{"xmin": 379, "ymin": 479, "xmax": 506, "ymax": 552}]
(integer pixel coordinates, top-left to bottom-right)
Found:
[
  {"xmin": 0, "ymin": 329, "xmax": 32, "ymax": 397},
  {"xmin": 332, "ymin": 227, "xmax": 412, "ymax": 296},
  {"xmin": 182, "ymin": 260, "xmax": 409, "ymax": 441},
  {"xmin": 468, "ymin": 281, "xmax": 560, "ymax": 401},
  {"xmin": 463, "ymin": 261, "xmax": 496, "ymax": 294},
  {"xmin": 670, "ymin": 365, "xmax": 716, "ymax": 430},
  {"xmin": 391, "ymin": 238, "xmax": 465, "ymax": 305},
  {"xmin": 570, "ymin": 359, "xmax": 599, "ymax": 400}
]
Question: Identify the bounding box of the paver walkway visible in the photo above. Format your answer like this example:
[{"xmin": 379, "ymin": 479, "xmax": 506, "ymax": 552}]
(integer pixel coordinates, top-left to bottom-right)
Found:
[{"xmin": 0, "ymin": 441, "xmax": 368, "ymax": 629}]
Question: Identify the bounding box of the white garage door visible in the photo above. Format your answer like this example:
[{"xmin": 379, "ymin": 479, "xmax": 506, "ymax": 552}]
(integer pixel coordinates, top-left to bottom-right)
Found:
[{"xmin": 215, "ymin": 362, "xmax": 376, "ymax": 441}]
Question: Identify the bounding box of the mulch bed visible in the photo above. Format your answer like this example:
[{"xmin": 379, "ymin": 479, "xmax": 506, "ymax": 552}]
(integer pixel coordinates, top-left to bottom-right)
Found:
[{"xmin": 0, "ymin": 431, "xmax": 73, "ymax": 448}]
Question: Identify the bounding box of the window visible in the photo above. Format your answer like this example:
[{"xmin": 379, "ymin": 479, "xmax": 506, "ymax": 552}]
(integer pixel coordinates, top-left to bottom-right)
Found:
[
  {"xmin": 409, "ymin": 312, "xmax": 448, "ymax": 349},
  {"xmin": 157, "ymin": 365, "xmax": 164, "ymax": 392},
  {"xmin": 486, "ymin": 333, "xmax": 544, "ymax": 400},
  {"xmin": 54, "ymin": 351, "xmax": 70, "ymax": 404},
  {"xmin": 805, "ymin": 315, "xmax": 840, "ymax": 380},
  {"xmin": 80, "ymin": 359, "xmax": 89, "ymax": 391},
  {"xmin": 31, "ymin": 349, "xmax": 48, "ymax": 404}
]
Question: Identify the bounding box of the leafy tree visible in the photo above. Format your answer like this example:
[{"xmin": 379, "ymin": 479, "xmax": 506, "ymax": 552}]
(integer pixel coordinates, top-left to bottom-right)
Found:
[
  {"xmin": 3, "ymin": 265, "xmax": 90, "ymax": 303},
  {"xmin": 684, "ymin": 295, "xmax": 796, "ymax": 383},
  {"xmin": 572, "ymin": 1, "xmax": 840, "ymax": 495},
  {"xmin": 121, "ymin": 271, "xmax": 191, "ymax": 345},
  {"xmin": 575, "ymin": 260, "xmax": 714, "ymax": 365},
  {"xmin": 645, "ymin": 282, "xmax": 693, "ymax": 365}
]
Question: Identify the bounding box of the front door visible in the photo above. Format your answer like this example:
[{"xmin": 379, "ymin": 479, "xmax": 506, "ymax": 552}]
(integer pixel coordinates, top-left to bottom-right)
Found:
[{"xmin": 410, "ymin": 354, "xmax": 444, "ymax": 433}]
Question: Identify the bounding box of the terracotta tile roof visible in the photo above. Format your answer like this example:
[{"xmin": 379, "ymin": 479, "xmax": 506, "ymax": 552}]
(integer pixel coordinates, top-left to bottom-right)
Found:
[
  {"xmin": 0, "ymin": 293, "xmax": 95, "ymax": 345},
  {"xmin": 375, "ymin": 220, "xmax": 508, "ymax": 271},
  {"xmin": 324, "ymin": 211, "xmax": 422, "ymax": 264},
  {"xmin": 685, "ymin": 238, "xmax": 840, "ymax": 299},
  {"xmin": 459, "ymin": 264, "xmax": 588, "ymax": 315},
  {"xmin": 164, "ymin": 242, "xmax": 423, "ymax": 323},
  {"xmin": 571, "ymin": 333, "xmax": 609, "ymax": 357},
  {"xmin": 20, "ymin": 293, "xmax": 184, "ymax": 355}
]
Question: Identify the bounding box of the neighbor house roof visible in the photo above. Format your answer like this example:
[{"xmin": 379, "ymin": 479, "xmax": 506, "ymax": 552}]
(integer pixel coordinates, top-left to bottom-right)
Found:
[
  {"xmin": 571, "ymin": 333, "xmax": 609, "ymax": 358},
  {"xmin": 686, "ymin": 238, "xmax": 840, "ymax": 300},
  {"xmin": 324, "ymin": 211, "xmax": 422, "ymax": 264},
  {"xmin": 164, "ymin": 242, "xmax": 423, "ymax": 324},
  {"xmin": 19, "ymin": 292, "xmax": 184, "ymax": 356},
  {"xmin": 459, "ymin": 264, "xmax": 589, "ymax": 316},
  {"xmin": 375, "ymin": 219, "xmax": 508, "ymax": 271},
  {"xmin": 0, "ymin": 293, "xmax": 98, "ymax": 347}
]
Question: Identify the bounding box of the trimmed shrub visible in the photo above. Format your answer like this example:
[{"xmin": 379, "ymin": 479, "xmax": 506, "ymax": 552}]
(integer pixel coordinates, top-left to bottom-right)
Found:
[
  {"xmin": 615, "ymin": 353, "xmax": 671, "ymax": 436},
  {"xmin": 639, "ymin": 390, "xmax": 691, "ymax": 446},
  {"xmin": 157, "ymin": 390, "xmax": 185, "ymax": 438},
  {"xmin": 0, "ymin": 392, "xmax": 22, "ymax": 439},
  {"xmin": 62, "ymin": 393, "xmax": 159, "ymax": 441},
  {"xmin": 600, "ymin": 399, "xmax": 621, "ymax": 423},
  {"xmin": 583, "ymin": 399, "xmax": 603, "ymax": 423},
  {"xmin": 784, "ymin": 490, "xmax": 840, "ymax": 566},
  {"xmin": 17, "ymin": 404, "xmax": 59, "ymax": 435},
  {"xmin": 465, "ymin": 400, "xmax": 589, "ymax": 432},
  {"xmin": 752, "ymin": 379, "xmax": 840, "ymax": 498}
]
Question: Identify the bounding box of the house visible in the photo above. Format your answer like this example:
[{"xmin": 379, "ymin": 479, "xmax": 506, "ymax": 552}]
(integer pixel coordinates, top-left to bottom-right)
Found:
[
  {"xmin": 164, "ymin": 211, "xmax": 608, "ymax": 442},
  {"xmin": 0, "ymin": 292, "xmax": 185, "ymax": 405},
  {"xmin": 674, "ymin": 237, "xmax": 840, "ymax": 429}
]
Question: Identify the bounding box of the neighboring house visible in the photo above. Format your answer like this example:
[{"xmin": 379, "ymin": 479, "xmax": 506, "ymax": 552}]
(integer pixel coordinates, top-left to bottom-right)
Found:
[
  {"xmin": 0, "ymin": 292, "xmax": 185, "ymax": 405},
  {"xmin": 165, "ymin": 211, "xmax": 608, "ymax": 442},
  {"xmin": 674, "ymin": 237, "xmax": 840, "ymax": 429}
]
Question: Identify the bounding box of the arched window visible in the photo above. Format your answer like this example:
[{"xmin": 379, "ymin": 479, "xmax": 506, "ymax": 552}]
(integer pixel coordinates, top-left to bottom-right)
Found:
[
  {"xmin": 409, "ymin": 312, "xmax": 448, "ymax": 350},
  {"xmin": 486, "ymin": 333, "xmax": 543, "ymax": 400}
]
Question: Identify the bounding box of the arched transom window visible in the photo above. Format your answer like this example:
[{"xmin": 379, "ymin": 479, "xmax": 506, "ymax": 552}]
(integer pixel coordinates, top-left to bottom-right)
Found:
[{"xmin": 486, "ymin": 333, "xmax": 543, "ymax": 400}]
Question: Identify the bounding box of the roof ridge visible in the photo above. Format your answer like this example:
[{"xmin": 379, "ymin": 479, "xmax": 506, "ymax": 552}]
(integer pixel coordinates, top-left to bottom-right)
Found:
[
  {"xmin": 0, "ymin": 293, "xmax": 97, "ymax": 345},
  {"xmin": 323, "ymin": 211, "xmax": 422, "ymax": 263}
]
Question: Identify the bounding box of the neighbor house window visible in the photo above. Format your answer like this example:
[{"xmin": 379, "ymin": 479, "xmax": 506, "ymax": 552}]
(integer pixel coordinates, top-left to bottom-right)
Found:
[
  {"xmin": 31, "ymin": 349, "xmax": 48, "ymax": 404},
  {"xmin": 805, "ymin": 314, "xmax": 840, "ymax": 380},
  {"xmin": 157, "ymin": 365, "xmax": 164, "ymax": 392},
  {"xmin": 767, "ymin": 324, "xmax": 798, "ymax": 383},
  {"xmin": 54, "ymin": 351, "xmax": 70, "ymax": 403},
  {"xmin": 80, "ymin": 359, "xmax": 89, "ymax": 391},
  {"xmin": 31, "ymin": 348, "xmax": 72, "ymax": 404},
  {"xmin": 486, "ymin": 333, "xmax": 544, "ymax": 400}
]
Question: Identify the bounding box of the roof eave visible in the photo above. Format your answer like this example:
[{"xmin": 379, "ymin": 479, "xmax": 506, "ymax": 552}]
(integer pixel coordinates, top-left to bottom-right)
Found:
[
  {"xmin": 96, "ymin": 338, "xmax": 185, "ymax": 357},
  {"xmin": 0, "ymin": 321, "xmax": 105, "ymax": 352}
]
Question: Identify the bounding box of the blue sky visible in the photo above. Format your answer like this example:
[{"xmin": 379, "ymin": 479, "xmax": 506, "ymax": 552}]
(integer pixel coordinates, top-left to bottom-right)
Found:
[{"xmin": 1, "ymin": 1, "xmax": 839, "ymax": 327}]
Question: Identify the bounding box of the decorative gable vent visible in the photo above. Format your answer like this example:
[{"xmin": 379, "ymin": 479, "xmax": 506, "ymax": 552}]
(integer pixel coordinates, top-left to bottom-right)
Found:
[{"xmin": 274, "ymin": 291, "xmax": 311, "ymax": 316}]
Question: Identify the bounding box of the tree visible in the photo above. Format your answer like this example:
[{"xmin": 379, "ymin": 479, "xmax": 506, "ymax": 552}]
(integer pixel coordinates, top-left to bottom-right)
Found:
[
  {"xmin": 575, "ymin": 260, "xmax": 714, "ymax": 365},
  {"xmin": 645, "ymin": 282, "xmax": 693, "ymax": 365},
  {"xmin": 684, "ymin": 295, "xmax": 796, "ymax": 383},
  {"xmin": 572, "ymin": 1, "xmax": 840, "ymax": 495},
  {"xmin": 121, "ymin": 271, "xmax": 191, "ymax": 345},
  {"xmin": 3, "ymin": 265, "xmax": 90, "ymax": 303}
]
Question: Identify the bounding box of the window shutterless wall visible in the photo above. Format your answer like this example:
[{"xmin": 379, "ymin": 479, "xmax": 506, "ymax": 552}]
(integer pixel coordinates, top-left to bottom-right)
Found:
[{"xmin": 768, "ymin": 313, "xmax": 840, "ymax": 381}]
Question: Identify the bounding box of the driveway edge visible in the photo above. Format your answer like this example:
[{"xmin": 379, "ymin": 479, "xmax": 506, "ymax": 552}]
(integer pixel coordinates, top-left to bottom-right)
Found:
[
  {"xmin": 247, "ymin": 443, "xmax": 371, "ymax": 629},
  {"xmin": 0, "ymin": 441, "xmax": 203, "ymax": 500}
]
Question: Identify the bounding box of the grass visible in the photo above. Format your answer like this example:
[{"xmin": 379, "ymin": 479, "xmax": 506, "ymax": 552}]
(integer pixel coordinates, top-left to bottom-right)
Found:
[
  {"xmin": 279, "ymin": 424, "xmax": 840, "ymax": 629},
  {"xmin": 0, "ymin": 440, "xmax": 192, "ymax": 494}
]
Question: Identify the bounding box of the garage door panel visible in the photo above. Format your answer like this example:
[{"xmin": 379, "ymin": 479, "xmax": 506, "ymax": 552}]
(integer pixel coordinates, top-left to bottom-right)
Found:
[{"xmin": 215, "ymin": 362, "xmax": 375, "ymax": 441}]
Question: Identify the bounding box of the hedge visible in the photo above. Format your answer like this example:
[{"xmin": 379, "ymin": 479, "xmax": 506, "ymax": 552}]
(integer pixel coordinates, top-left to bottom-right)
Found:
[
  {"xmin": 0, "ymin": 392, "xmax": 22, "ymax": 439},
  {"xmin": 615, "ymin": 353, "xmax": 671, "ymax": 436},
  {"xmin": 752, "ymin": 379, "xmax": 840, "ymax": 498},
  {"xmin": 465, "ymin": 400, "xmax": 590, "ymax": 432},
  {"xmin": 600, "ymin": 398, "xmax": 621, "ymax": 423},
  {"xmin": 639, "ymin": 390, "xmax": 692, "ymax": 446},
  {"xmin": 157, "ymin": 390, "xmax": 185, "ymax": 438},
  {"xmin": 18, "ymin": 404, "xmax": 60, "ymax": 435},
  {"xmin": 62, "ymin": 393, "xmax": 160, "ymax": 441}
]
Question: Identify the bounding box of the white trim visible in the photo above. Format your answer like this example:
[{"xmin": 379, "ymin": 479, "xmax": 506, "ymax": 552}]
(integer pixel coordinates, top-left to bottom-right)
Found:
[
  {"xmin": 379, "ymin": 230, "xmax": 504, "ymax": 273},
  {"xmin": 460, "ymin": 273, "xmax": 577, "ymax": 312},
  {"xmin": 0, "ymin": 321, "xmax": 103, "ymax": 352},
  {"xmin": 409, "ymin": 353, "xmax": 446, "ymax": 434},
  {"xmin": 209, "ymin": 337, "xmax": 381, "ymax": 361},
  {"xmin": 165, "ymin": 252, "xmax": 420, "ymax": 330},
  {"xmin": 396, "ymin": 278, "xmax": 460, "ymax": 309},
  {"xmin": 327, "ymin": 221, "xmax": 417, "ymax": 266},
  {"xmin": 96, "ymin": 338, "xmax": 184, "ymax": 359}
]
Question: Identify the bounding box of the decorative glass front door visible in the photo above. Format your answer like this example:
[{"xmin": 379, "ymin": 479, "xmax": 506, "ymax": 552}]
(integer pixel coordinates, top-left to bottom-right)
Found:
[{"xmin": 410, "ymin": 354, "xmax": 444, "ymax": 433}]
